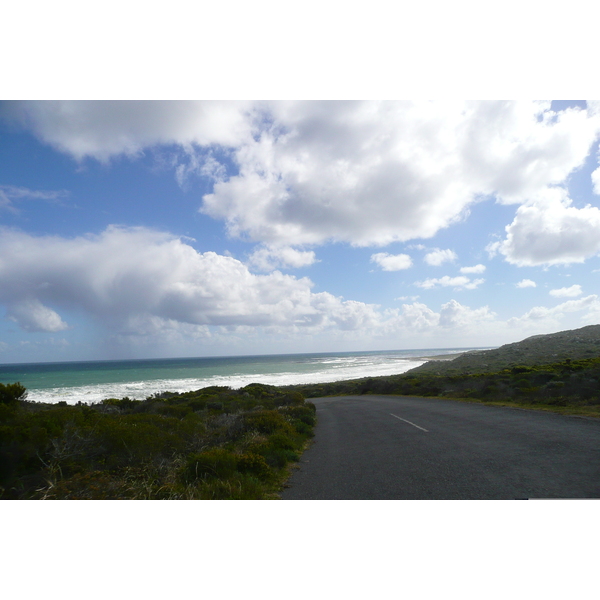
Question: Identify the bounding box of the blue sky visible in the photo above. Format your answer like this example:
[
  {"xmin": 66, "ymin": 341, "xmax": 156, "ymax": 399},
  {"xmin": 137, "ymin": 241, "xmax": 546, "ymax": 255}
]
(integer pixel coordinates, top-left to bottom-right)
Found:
[{"xmin": 1, "ymin": 100, "xmax": 600, "ymax": 363}]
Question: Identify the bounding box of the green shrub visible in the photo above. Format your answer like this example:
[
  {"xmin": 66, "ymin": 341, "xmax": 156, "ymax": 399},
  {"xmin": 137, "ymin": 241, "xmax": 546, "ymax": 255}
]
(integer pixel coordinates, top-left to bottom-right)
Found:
[
  {"xmin": 259, "ymin": 447, "xmax": 299, "ymax": 469},
  {"xmin": 511, "ymin": 366, "xmax": 533, "ymax": 374},
  {"xmin": 187, "ymin": 399, "xmax": 207, "ymax": 411},
  {"xmin": 278, "ymin": 391, "xmax": 305, "ymax": 406},
  {"xmin": 196, "ymin": 473, "xmax": 265, "ymax": 500},
  {"xmin": 267, "ymin": 432, "xmax": 296, "ymax": 451},
  {"xmin": 0, "ymin": 383, "xmax": 27, "ymax": 405},
  {"xmin": 157, "ymin": 404, "xmax": 193, "ymax": 418},
  {"xmin": 91, "ymin": 414, "xmax": 189, "ymax": 468},
  {"xmin": 181, "ymin": 448, "xmax": 238, "ymax": 482},
  {"xmin": 242, "ymin": 383, "xmax": 278, "ymax": 399},
  {"xmin": 281, "ymin": 404, "xmax": 316, "ymax": 426},
  {"xmin": 245, "ymin": 410, "xmax": 292, "ymax": 435},
  {"xmin": 1, "ymin": 382, "xmax": 314, "ymax": 499},
  {"xmin": 291, "ymin": 420, "xmax": 313, "ymax": 436},
  {"xmin": 236, "ymin": 452, "xmax": 271, "ymax": 479}
]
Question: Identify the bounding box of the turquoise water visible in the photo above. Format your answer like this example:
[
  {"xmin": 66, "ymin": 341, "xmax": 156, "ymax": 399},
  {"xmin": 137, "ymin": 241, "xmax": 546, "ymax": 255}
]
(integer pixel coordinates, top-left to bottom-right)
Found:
[{"xmin": 0, "ymin": 348, "xmax": 482, "ymax": 404}]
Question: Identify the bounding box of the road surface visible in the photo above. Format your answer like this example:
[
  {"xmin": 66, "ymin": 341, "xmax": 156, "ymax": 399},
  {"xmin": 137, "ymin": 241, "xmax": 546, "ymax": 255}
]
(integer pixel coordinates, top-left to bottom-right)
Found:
[{"xmin": 282, "ymin": 395, "xmax": 600, "ymax": 499}]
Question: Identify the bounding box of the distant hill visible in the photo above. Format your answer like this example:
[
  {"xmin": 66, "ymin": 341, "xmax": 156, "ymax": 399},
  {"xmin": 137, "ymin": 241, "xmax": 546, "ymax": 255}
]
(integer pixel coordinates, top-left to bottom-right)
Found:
[{"xmin": 409, "ymin": 324, "xmax": 600, "ymax": 376}]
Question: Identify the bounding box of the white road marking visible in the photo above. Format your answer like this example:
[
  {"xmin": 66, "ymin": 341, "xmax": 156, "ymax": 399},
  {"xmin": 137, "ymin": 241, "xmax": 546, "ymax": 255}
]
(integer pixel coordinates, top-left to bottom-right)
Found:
[{"xmin": 390, "ymin": 413, "xmax": 429, "ymax": 432}]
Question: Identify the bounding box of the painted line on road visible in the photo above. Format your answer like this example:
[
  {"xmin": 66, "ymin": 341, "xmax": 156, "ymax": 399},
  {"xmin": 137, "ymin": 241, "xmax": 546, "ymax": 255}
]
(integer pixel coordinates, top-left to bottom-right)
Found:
[{"xmin": 390, "ymin": 413, "xmax": 429, "ymax": 432}]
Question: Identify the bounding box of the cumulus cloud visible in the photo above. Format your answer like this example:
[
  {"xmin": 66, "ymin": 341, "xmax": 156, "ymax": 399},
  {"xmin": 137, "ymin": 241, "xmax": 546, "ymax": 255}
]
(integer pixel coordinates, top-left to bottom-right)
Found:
[
  {"xmin": 380, "ymin": 299, "xmax": 496, "ymax": 337},
  {"xmin": 0, "ymin": 101, "xmax": 255, "ymax": 162},
  {"xmin": 391, "ymin": 302, "xmax": 440, "ymax": 331},
  {"xmin": 491, "ymin": 188, "xmax": 600, "ymax": 266},
  {"xmin": 247, "ymin": 245, "xmax": 318, "ymax": 271},
  {"xmin": 5, "ymin": 101, "xmax": 600, "ymax": 249},
  {"xmin": 424, "ymin": 249, "xmax": 457, "ymax": 266},
  {"xmin": 0, "ymin": 226, "xmax": 381, "ymax": 336},
  {"xmin": 549, "ymin": 284, "xmax": 583, "ymax": 297},
  {"xmin": 370, "ymin": 252, "xmax": 413, "ymax": 271},
  {"xmin": 508, "ymin": 295, "xmax": 600, "ymax": 327},
  {"xmin": 459, "ymin": 264, "xmax": 486, "ymax": 274},
  {"xmin": 201, "ymin": 101, "xmax": 600, "ymax": 246},
  {"xmin": 415, "ymin": 276, "xmax": 484, "ymax": 290},
  {"xmin": 6, "ymin": 298, "xmax": 69, "ymax": 332},
  {"xmin": 516, "ymin": 279, "xmax": 537, "ymax": 288},
  {"xmin": 0, "ymin": 225, "xmax": 524, "ymax": 349},
  {"xmin": 438, "ymin": 300, "xmax": 495, "ymax": 328}
]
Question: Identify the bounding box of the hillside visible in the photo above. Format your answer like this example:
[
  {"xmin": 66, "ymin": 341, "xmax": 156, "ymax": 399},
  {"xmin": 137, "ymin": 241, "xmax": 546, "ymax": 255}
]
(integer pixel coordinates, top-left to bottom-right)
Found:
[
  {"xmin": 287, "ymin": 324, "xmax": 600, "ymax": 418},
  {"xmin": 409, "ymin": 324, "xmax": 600, "ymax": 376}
]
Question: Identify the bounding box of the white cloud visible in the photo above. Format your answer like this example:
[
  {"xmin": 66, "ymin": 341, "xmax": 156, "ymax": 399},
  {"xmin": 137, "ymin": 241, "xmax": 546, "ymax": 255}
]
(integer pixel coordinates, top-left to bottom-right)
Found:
[
  {"xmin": 438, "ymin": 300, "xmax": 495, "ymax": 328},
  {"xmin": 459, "ymin": 264, "xmax": 486, "ymax": 274},
  {"xmin": 5, "ymin": 101, "xmax": 600, "ymax": 248},
  {"xmin": 549, "ymin": 284, "xmax": 583, "ymax": 298},
  {"xmin": 370, "ymin": 252, "xmax": 413, "ymax": 271},
  {"xmin": 424, "ymin": 248, "xmax": 457, "ymax": 266},
  {"xmin": 392, "ymin": 302, "xmax": 440, "ymax": 331},
  {"xmin": 415, "ymin": 276, "xmax": 484, "ymax": 290},
  {"xmin": 6, "ymin": 298, "xmax": 69, "ymax": 332},
  {"xmin": 0, "ymin": 100, "xmax": 255, "ymax": 162},
  {"xmin": 247, "ymin": 245, "xmax": 318, "ymax": 271},
  {"xmin": 485, "ymin": 240, "xmax": 501, "ymax": 259},
  {"xmin": 174, "ymin": 150, "xmax": 228, "ymax": 189},
  {"xmin": 0, "ymin": 226, "xmax": 379, "ymax": 336},
  {"xmin": 508, "ymin": 295, "xmax": 600, "ymax": 327},
  {"xmin": 493, "ymin": 188, "xmax": 600, "ymax": 266},
  {"xmin": 0, "ymin": 185, "xmax": 68, "ymax": 212},
  {"xmin": 0, "ymin": 226, "xmax": 535, "ymax": 350},
  {"xmin": 516, "ymin": 279, "xmax": 537, "ymax": 288},
  {"xmin": 200, "ymin": 101, "xmax": 600, "ymax": 246},
  {"xmin": 380, "ymin": 299, "xmax": 496, "ymax": 338},
  {"xmin": 592, "ymin": 166, "xmax": 600, "ymax": 195}
]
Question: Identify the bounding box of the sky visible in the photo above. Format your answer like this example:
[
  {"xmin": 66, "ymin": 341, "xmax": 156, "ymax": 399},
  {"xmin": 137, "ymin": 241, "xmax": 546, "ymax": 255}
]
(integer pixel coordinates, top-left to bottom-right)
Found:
[
  {"xmin": 1, "ymin": 99, "xmax": 600, "ymax": 363},
  {"xmin": 3, "ymin": 5, "xmax": 599, "ymax": 578}
]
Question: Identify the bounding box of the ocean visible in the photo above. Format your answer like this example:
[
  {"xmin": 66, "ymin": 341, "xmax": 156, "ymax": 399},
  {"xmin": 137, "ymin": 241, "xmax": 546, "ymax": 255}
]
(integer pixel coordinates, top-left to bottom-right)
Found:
[{"xmin": 0, "ymin": 348, "xmax": 483, "ymax": 405}]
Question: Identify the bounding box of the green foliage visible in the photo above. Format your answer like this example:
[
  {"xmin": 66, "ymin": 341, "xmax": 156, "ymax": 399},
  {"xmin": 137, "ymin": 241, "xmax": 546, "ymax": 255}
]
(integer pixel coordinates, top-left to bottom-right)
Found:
[
  {"xmin": 0, "ymin": 381, "xmax": 315, "ymax": 500},
  {"xmin": 281, "ymin": 403, "xmax": 316, "ymax": 423},
  {"xmin": 288, "ymin": 357, "xmax": 600, "ymax": 418},
  {"xmin": 245, "ymin": 409, "xmax": 293, "ymax": 435},
  {"xmin": 236, "ymin": 453, "xmax": 271, "ymax": 478},
  {"xmin": 182, "ymin": 448, "xmax": 239, "ymax": 482},
  {"xmin": 101, "ymin": 397, "xmax": 141, "ymax": 410},
  {"xmin": 0, "ymin": 382, "xmax": 27, "ymax": 405}
]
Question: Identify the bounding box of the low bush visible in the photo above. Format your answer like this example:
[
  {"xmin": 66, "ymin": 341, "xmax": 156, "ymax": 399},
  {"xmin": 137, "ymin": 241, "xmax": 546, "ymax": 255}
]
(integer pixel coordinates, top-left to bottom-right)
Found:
[
  {"xmin": 236, "ymin": 452, "xmax": 271, "ymax": 478},
  {"xmin": 245, "ymin": 409, "xmax": 293, "ymax": 435},
  {"xmin": 287, "ymin": 358, "xmax": 600, "ymax": 418},
  {"xmin": 0, "ymin": 381, "xmax": 316, "ymax": 500},
  {"xmin": 0, "ymin": 382, "xmax": 27, "ymax": 405},
  {"xmin": 181, "ymin": 448, "xmax": 239, "ymax": 483}
]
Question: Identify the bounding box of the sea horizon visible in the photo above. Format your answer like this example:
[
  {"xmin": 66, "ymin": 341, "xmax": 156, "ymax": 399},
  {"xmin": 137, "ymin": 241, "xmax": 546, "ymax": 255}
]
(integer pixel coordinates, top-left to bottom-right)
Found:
[{"xmin": 0, "ymin": 346, "xmax": 492, "ymax": 405}]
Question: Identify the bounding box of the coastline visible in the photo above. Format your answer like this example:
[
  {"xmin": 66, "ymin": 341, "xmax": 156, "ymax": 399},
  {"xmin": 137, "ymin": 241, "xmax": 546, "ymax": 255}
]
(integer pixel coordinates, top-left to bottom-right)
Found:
[
  {"xmin": 5, "ymin": 348, "xmax": 488, "ymax": 405},
  {"xmin": 411, "ymin": 352, "xmax": 464, "ymax": 361}
]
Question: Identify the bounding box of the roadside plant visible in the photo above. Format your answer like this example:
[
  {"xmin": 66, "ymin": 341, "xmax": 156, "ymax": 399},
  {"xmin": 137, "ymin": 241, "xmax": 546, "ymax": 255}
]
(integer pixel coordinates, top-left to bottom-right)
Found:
[{"xmin": 0, "ymin": 382, "xmax": 27, "ymax": 405}]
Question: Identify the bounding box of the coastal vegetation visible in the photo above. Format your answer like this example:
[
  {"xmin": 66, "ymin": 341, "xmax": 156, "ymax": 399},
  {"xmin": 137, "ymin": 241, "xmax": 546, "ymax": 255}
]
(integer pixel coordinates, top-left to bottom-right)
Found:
[
  {"xmin": 3, "ymin": 326, "xmax": 600, "ymax": 499},
  {"xmin": 0, "ymin": 383, "xmax": 315, "ymax": 500},
  {"xmin": 288, "ymin": 356, "xmax": 600, "ymax": 417},
  {"xmin": 289, "ymin": 325, "xmax": 600, "ymax": 419}
]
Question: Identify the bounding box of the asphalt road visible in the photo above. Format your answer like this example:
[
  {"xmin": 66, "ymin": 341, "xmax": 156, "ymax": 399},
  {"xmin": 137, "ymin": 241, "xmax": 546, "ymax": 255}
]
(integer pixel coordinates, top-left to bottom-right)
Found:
[{"xmin": 282, "ymin": 396, "xmax": 600, "ymax": 499}]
